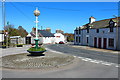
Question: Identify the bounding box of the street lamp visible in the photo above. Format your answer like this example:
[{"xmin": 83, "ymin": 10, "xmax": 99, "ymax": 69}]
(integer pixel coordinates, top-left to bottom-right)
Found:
[{"xmin": 34, "ymin": 7, "xmax": 40, "ymax": 49}]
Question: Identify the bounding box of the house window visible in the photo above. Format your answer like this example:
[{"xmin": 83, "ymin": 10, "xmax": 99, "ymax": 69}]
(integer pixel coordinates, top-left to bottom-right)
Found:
[
  {"xmin": 76, "ymin": 30, "xmax": 78, "ymax": 34},
  {"xmin": 87, "ymin": 37, "xmax": 89, "ymax": 44},
  {"xmin": 96, "ymin": 29, "xmax": 99, "ymax": 33},
  {"xmin": 108, "ymin": 38, "xmax": 114, "ymax": 47},
  {"xmin": 87, "ymin": 28, "xmax": 89, "ymax": 33},
  {"xmin": 56, "ymin": 36, "xmax": 60, "ymax": 38},
  {"xmin": 110, "ymin": 27, "xmax": 113, "ymax": 32},
  {"xmin": 79, "ymin": 30, "xmax": 81, "ymax": 34},
  {"xmin": 76, "ymin": 37, "xmax": 78, "ymax": 43},
  {"xmin": 79, "ymin": 37, "xmax": 81, "ymax": 43}
]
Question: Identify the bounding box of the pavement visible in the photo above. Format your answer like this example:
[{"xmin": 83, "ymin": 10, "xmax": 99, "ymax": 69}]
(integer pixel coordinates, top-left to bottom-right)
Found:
[
  {"xmin": 67, "ymin": 44, "xmax": 119, "ymax": 54},
  {"xmin": 0, "ymin": 45, "xmax": 119, "ymax": 78}
]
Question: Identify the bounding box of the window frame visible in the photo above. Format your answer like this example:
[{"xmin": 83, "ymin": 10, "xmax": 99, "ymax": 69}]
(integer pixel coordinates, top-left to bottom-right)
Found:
[
  {"xmin": 96, "ymin": 29, "xmax": 99, "ymax": 33},
  {"xmin": 108, "ymin": 38, "xmax": 114, "ymax": 47}
]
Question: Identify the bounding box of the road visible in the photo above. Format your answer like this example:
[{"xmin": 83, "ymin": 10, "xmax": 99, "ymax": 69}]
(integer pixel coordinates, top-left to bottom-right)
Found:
[
  {"xmin": 1, "ymin": 45, "xmax": 119, "ymax": 78},
  {"xmin": 46, "ymin": 44, "xmax": 119, "ymax": 64}
]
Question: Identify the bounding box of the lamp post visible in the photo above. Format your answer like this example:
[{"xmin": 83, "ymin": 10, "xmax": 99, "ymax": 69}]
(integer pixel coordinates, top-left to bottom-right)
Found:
[{"xmin": 34, "ymin": 7, "xmax": 40, "ymax": 49}]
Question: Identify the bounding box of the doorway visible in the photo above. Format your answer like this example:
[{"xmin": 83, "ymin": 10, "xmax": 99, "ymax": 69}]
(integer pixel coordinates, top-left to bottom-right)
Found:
[
  {"xmin": 103, "ymin": 38, "xmax": 107, "ymax": 49},
  {"xmin": 26, "ymin": 37, "xmax": 31, "ymax": 44},
  {"xmin": 98, "ymin": 38, "xmax": 101, "ymax": 48},
  {"xmin": 94, "ymin": 37, "xmax": 97, "ymax": 48}
]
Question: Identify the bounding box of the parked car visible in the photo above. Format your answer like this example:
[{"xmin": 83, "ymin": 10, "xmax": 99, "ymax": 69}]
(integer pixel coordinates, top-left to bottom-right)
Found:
[{"xmin": 59, "ymin": 41, "xmax": 64, "ymax": 44}]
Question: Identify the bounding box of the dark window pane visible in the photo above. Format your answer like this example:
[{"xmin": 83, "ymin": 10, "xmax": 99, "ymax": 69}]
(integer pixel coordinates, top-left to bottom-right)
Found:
[{"xmin": 109, "ymin": 38, "xmax": 114, "ymax": 47}]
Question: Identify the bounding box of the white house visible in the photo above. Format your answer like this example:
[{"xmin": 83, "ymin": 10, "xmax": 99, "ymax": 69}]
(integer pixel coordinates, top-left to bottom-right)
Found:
[
  {"xmin": 54, "ymin": 33, "xmax": 66, "ymax": 43},
  {"xmin": 0, "ymin": 30, "xmax": 4, "ymax": 43},
  {"xmin": 27, "ymin": 28, "xmax": 55, "ymax": 44},
  {"xmin": 26, "ymin": 27, "xmax": 67, "ymax": 44},
  {"xmin": 74, "ymin": 16, "xmax": 120, "ymax": 50}
]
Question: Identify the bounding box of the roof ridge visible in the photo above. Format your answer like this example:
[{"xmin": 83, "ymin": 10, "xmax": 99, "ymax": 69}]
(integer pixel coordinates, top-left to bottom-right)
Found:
[
  {"xmin": 92, "ymin": 17, "xmax": 120, "ymax": 24},
  {"xmin": 38, "ymin": 32, "xmax": 43, "ymax": 37}
]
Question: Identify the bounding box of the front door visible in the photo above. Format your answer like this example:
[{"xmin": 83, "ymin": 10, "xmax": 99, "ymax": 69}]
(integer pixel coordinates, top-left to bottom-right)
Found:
[
  {"xmin": 98, "ymin": 38, "xmax": 101, "ymax": 48},
  {"xmin": 94, "ymin": 37, "xmax": 97, "ymax": 48},
  {"xmin": 103, "ymin": 38, "xmax": 107, "ymax": 49},
  {"xmin": 26, "ymin": 37, "xmax": 31, "ymax": 44}
]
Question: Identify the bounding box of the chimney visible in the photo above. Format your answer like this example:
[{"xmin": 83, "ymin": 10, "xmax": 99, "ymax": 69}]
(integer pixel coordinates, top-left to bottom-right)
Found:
[
  {"xmin": 89, "ymin": 16, "xmax": 96, "ymax": 23},
  {"xmin": 32, "ymin": 27, "xmax": 36, "ymax": 32},
  {"xmin": 46, "ymin": 28, "xmax": 51, "ymax": 32},
  {"xmin": 56, "ymin": 29, "xmax": 64, "ymax": 33}
]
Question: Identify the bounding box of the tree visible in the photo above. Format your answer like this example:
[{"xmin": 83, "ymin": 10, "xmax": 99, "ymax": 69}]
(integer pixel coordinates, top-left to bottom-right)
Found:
[
  {"xmin": 4, "ymin": 24, "xmax": 28, "ymax": 37},
  {"xmin": 4, "ymin": 24, "xmax": 19, "ymax": 36},
  {"xmin": 18, "ymin": 26, "xmax": 28, "ymax": 37},
  {"xmin": 64, "ymin": 33, "xmax": 74, "ymax": 42}
]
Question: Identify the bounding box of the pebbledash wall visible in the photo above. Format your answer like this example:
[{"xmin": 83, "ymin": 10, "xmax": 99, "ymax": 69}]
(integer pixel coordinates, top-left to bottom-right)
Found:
[
  {"xmin": 74, "ymin": 27, "xmax": 119, "ymax": 50},
  {"xmin": 74, "ymin": 17, "xmax": 120, "ymax": 50}
]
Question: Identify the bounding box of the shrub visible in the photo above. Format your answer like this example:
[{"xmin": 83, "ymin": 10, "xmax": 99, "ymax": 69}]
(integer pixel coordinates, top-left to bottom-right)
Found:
[
  {"xmin": 28, "ymin": 47, "xmax": 46, "ymax": 51},
  {"xmin": 17, "ymin": 44, "xmax": 23, "ymax": 47},
  {"xmin": 2, "ymin": 45, "xmax": 6, "ymax": 48}
]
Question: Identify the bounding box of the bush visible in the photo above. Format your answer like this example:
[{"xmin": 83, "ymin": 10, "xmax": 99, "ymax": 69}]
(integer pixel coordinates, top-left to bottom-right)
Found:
[
  {"xmin": 2, "ymin": 45, "xmax": 6, "ymax": 48},
  {"xmin": 17, "ymin": 44, "xmax": 23, "ymax": 47},
  {"xmin": 28, "ymin": 47, "xmax": 46, "ymax": 51}
]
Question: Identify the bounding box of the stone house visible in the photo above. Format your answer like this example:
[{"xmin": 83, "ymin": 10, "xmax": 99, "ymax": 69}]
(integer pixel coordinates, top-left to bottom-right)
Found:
[{"xmin": 74, "ymin": 16, "xmax": 120, "ymax": 50}]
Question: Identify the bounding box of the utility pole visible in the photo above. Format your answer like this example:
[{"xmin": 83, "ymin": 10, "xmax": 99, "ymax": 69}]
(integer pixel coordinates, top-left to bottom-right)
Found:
[
  {"xmin": 2, "ymin": 0, "xmax": 6, "ymax": 46},
  {"xmin": 41, "ymin": 26, "xmax": 43, "ymax": 30},
  {"xmin": 113, "ymin": 15, "xmax": 119, "ymax": 50},
  {"xmin": 7, "ymin": 21, "xmax": 10, "ymax": 48}
]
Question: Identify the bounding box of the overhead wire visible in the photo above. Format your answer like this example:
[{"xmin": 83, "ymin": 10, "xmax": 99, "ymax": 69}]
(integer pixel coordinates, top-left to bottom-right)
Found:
[
  {"xmin": 16, "ymin": 2, "xmax": 82, "ymax": 12},
  {"xmin": 16, "ymin": 2, "xmax": 118, "ymax": 12},
  {"xmin": 9, "ymin": 2, "xmax": 33, "ymax": 22}
]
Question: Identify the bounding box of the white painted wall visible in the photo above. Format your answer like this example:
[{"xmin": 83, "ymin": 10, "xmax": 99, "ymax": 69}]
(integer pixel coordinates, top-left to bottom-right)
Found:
[
  {"xmin": 28, "ymin": 33, "xmax": 66, "ymax": 44},
  {"xmin": 42, "ymin": 37, "xmax": 55, "ymax": 44},
  {"xmin": 74, "ymin": 27, "xmax": 119, "ymax": 50},
  {"xmin": 54, "ymin": 33, "xmax": 65, "ymax": 43},
  {"xmin": 0, "ymin": 34, "xmax": 4, "ymax": 42}
]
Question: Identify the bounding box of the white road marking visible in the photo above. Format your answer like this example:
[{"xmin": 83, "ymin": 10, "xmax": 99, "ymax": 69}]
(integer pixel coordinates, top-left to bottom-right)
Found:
[
  {"xmin": 101, "ymin": 62, "xmax": 113, "ymax": 66},
  {"xmin": 115, "ymin": 65, "xmax": 119, "ymax": 68},
  {"xmin": 85, "ymin": 58, "xmax": 92, "ymax": 61},
  {"xmin": 74, "ymin": 56, "xmax": 77, "ymax": 58},
  {"xmin": 78, "ymin": 57, "xmax": 118, "ymax": 67},
  {"xmin": 82, "ymin": 59, "xmax": 89, "ymax": 61},
  {"xmin": 89, "ymin": 60, "xmax": 100, "ymax": 64},
  {"xmin": 78, "ymin": 57, "xmax": 82, "ymax": 58},
  {"xmin": 46, "ymin": 47, "xmax": 119, "ymax": 68}
]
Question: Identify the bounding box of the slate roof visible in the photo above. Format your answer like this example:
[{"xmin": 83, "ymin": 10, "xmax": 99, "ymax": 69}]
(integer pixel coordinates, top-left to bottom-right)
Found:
[
  {"xmin": 30, "ymin": 30, "xmax": 54, "ymax": 37},
  {"xmin": 38, "ymin": 30, "xmax": 54, "ymax": 37},
  {"xmin": 79, "ymin": 17, "xmax": 120, "ymax": 30}
]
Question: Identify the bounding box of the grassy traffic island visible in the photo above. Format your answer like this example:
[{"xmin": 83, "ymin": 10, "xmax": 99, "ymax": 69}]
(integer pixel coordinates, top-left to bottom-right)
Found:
[{"xmin": 27, "ymin": 47, "xmax": 46, "ymax": 56}]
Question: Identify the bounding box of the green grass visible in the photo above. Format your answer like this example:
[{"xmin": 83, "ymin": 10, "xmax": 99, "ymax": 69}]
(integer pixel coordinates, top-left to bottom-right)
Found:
[{"xmin": 28, "ymin": 47, "xmax": 46, "ymax": 51}]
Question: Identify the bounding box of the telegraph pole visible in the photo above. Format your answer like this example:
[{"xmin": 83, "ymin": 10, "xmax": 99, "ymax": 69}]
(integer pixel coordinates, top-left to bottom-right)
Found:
[
  {"xmin": 113, "ymin": 15, "xmax": 119, "ymax": 50},
  {"xmin": 2, "ymin": 0, "xmax": 6, "ymax": 46}
]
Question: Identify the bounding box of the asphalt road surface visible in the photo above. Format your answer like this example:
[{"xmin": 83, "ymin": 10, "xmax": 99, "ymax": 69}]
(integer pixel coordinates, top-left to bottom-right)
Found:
[
  {"xmin": 46, "ymin": 44, "xmax": 119, "ymax": 64},
  {"xmin": 1, "ymin": 45, "xmax": 119, "ymax": 78}
]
